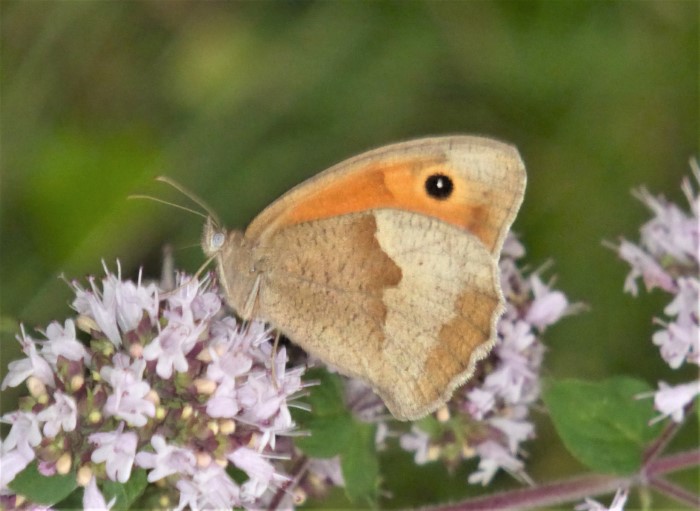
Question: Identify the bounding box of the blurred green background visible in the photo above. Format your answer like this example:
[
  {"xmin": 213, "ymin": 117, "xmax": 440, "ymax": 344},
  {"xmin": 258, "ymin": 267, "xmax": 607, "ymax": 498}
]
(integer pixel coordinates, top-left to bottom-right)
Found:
[{"xmin": 1, "ymin": 1, "xmax": 697, "ymax": 509}]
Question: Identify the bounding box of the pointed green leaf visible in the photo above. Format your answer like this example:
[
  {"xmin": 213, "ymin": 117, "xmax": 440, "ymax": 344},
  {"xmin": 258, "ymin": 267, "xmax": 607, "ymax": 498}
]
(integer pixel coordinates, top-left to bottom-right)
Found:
[
  {"xmin": 294, "ymin": 414, "xmax": 355, "ymax": 458},
  {"xmin": 292, "ymin": 368, "xmax": 379, "ymax": 507},
  {"xmin": 341, "ymin": 422, "xmax": 379, "ymax": 507},
  {"xmin": 54, "ymin": 488, "xmax": 83, "ymax": 510},
  {"xmin": 293, "ymin": 368, "xmax": 354, "ymax": 457},
  {"xmin": 102, "ymin": 468, "xmax": 148, "ymax": 509},
  {"xmin": 543, "ymin": 377, "xmax": 662, "ymax": 474},
  {"xmin": 9, "ymin": 462, "xmax": 77, "ymax": 505},
  {"xmin": 298, "ymin": 368, "xmax": 348, "ymax": 416}
]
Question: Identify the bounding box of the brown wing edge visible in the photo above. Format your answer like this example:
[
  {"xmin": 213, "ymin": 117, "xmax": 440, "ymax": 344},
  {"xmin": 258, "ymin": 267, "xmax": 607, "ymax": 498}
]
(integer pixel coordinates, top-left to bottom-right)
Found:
[
  {"xmin": 475, "ymin": 145, "xmax": 527, "ymax": 259},
  {"xmin": 381, "ymin": 255, "xmax": 503, "ymax": 421}
]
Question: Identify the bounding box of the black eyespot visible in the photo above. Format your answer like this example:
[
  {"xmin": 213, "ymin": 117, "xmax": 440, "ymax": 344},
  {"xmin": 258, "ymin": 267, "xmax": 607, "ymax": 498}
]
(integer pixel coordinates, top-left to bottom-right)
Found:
[{"xmin": 424, "ymin": 173, "xmax": 454, "ymax": 200}]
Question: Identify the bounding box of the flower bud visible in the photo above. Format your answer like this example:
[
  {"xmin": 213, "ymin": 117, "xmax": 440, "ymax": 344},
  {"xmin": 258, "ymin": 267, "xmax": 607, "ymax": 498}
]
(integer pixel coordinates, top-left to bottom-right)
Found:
[
  {"xmin": 196, "ymin": 451, "xmax": 212, "ymax": 468},
  {"xmin": 427, "ymin": 445, "xmax": 441, "ymax": 462},
  {"xmin": 197, "ymin": 348, "xmax": 212, "ymax": 363},
  {"xmin": 27, "ymin": 376, "xmax": 47, "ymax": 398},
  {"xmin": 461, "ymin": 443, "xmax": 476, "ymax": 458},
  {"xmin": 194, "ymin": 378, "xmax": 216, "ymax": 395},
  {"xmin": 293, "ymin": 487, "xmax": 307, "ymax": 506},
  {"xmin": 76, "ymin": 315, "xmax": 99, "ymax": 334},
  {"xmin": 76, "ymin": 466, "xmax": 93, "ymax": 486},
  {"xmin": 38, "ymin": 459, "xmax": 57, "ymax": 476},
  {"xmin": 146, "ymin": 389, "xmax": 160, "ymax": 406},
  {"xmin": 129, "ymin": 343, "xmax": 144, "ymax": 358},
  {"xmin": 70, "ymin": 374, "xmax": 84, "ymax": 392},
  {"xmin": 247, "ymin": 433, "xmax": 261, "ymax": 449},
  {"xmin": 219, "ymin": 419, "xmax": 236, "ymax": 435},
  {"xmin": 89, "ymin": 410, "xmax": 102, "ymax": 424},
  {"xmin": 56, "ymin": 453, "xmax": 72, "ymax": 475}
]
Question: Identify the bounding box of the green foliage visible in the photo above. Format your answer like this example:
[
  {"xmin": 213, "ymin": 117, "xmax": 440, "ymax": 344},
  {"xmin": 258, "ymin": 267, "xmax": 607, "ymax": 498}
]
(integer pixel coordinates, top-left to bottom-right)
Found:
[
  {"xmin": 293, "ymin": 368, "xmax": 379, "ymax": 506},
  {"xmin": 102, "ymin": 468, "xmax": 149, "ymax": 509},
  {"xmin": 9, "ymin": 464, "xmax": 148, "ymax": 509},
  {"xmin": 52, "ymin": 469, "xmax": 149, "ymax": 510},
  {"xmin": 9, "ymin": 462, "xmax": 77, "ymax": 506},
  {"xmin": 293, "ymin": 368, "xmax": 353, "ymax": 457},
  {"xmin": 340, "ymin": 421, "xmax": 380, "ymax": 507},
  {"xmin": 543, "ymin": 377, "xmax": 663, "ymax": 474},
  {"xmin": 54, "ymin": 488, "xmax": 83, "ymax": 510}
]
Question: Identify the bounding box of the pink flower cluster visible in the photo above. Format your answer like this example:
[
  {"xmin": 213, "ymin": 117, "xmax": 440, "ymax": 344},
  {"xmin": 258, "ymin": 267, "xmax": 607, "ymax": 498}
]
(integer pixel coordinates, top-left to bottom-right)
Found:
[
  {"xmin": 399, "ymin": 234, "xmax": 574, "ymax": 485},
  {"xmin": 1, "ymin": 264, "xmax": 303, "ymax": 510},
  {"xmin": 615, "ymin": 165, "xmax": 700, "ymax": 424}
]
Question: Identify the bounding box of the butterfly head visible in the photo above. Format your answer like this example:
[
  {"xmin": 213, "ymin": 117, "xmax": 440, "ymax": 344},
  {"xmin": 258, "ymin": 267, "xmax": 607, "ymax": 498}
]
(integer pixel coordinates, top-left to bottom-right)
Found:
[{"xmin": 202, "ymin": 217, "xmax": 228, "ymax": 258}]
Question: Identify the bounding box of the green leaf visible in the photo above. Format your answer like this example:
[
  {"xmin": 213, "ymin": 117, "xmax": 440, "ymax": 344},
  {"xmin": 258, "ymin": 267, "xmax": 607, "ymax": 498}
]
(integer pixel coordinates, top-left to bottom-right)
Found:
[
  {"xmin": 226, "ymin": 464, "xmax": 248, "ymax": 484},
  {"xmin": 292, "ymin": 368, "xmax": 379, "ymax": 506},
  {"xmin": 340, "ymin": 422, "xmax": 379, "ymax": 507},
  {"xmin": 543, "ymin": 377, "xmax": 662, "ymax": 474},
  {"xmin": 9, "ymin": 462, "xmax": 77, "ymax": 505},
  {"xmin": 293, "ymin": 368, "xmax": 354, "ymax": 458},
  {"xmin": 299, "ymin": 368, "xmax": 348, "ymax": 416},
  {"xmin": 54, "ymin": 488, "xmax": 83, "ymax": 510},
  {"xmin": 414, "ymin": 414, "xmax": 442, "ymax": 436},
  {"xmin": 102, "ymin": 468, "xmax": 149, "ymax": 509},
  {"xmin": 295, "ymin": 415, "xmax": 355, "ymax": 458}
]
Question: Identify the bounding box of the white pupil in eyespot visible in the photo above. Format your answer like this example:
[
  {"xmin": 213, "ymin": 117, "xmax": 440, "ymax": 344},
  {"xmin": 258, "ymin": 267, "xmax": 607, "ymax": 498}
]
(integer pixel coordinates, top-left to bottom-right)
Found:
[{"xmin": 212, "ymin": 232, "xmax": 225, "ymax": 248}]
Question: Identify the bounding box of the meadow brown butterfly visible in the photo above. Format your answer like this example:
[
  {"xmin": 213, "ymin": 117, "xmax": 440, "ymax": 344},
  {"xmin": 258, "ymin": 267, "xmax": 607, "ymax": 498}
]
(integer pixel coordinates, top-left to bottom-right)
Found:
[{"xmin": 202, "ymin": 136, "xmax": 526, "ymax": 420}]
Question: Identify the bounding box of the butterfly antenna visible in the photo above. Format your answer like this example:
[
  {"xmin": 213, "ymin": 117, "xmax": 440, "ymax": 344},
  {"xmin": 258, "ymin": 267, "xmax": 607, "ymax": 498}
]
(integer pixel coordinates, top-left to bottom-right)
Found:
[
  {"xmin": 156, "ymin": 175, "xmax": 222, "ymax": 226},
  {"xmin": 127, "ymin": 194, "xmax": 209, "ymax": 221}
]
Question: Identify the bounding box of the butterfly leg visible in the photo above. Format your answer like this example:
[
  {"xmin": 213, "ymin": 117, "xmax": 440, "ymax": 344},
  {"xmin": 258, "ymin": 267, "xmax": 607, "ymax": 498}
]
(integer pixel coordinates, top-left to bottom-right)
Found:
[{"xmin": 270, "ymin": 330, "xmax": 282, "ymax": 390}]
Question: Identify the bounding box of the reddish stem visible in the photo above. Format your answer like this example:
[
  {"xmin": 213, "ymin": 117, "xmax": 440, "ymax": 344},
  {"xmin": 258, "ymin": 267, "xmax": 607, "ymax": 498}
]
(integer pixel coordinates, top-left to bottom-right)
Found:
[
  {"xmin": 649, "ymin": 476, "xmax": 700, "ymax": 508},
  {"xmin": 411, "ymin": 449, "xmax": 699, "ymax": 511}
]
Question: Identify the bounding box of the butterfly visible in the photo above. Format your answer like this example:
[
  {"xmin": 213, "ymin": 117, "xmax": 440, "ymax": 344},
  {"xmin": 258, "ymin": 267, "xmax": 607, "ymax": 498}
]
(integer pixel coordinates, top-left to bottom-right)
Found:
[{"xmin": 202, "ymin": 136, "xmax": 526, "ymax": 420}]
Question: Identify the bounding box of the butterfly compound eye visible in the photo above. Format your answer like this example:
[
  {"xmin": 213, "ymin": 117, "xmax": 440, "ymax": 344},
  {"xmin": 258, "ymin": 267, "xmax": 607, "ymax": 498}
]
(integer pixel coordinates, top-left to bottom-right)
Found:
[
  {"xmin": 424, "ymin": 173, "xmax": 454, "ymax": 200},
  {"xmin": 211, "ymin": 232, "xmax": 226, "ymax": 249}
]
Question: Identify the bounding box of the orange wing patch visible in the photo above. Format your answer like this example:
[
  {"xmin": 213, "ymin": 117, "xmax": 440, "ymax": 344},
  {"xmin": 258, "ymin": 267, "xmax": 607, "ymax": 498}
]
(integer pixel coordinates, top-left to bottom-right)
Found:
[{"xmin": 254, "ymin": 157, "xmax": 508, "ymax": 251}]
